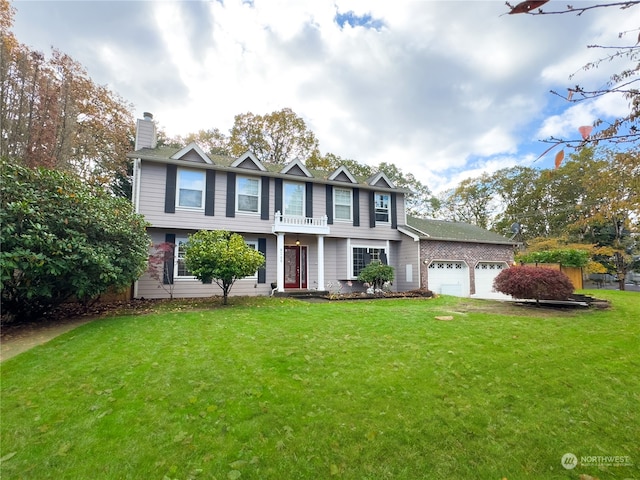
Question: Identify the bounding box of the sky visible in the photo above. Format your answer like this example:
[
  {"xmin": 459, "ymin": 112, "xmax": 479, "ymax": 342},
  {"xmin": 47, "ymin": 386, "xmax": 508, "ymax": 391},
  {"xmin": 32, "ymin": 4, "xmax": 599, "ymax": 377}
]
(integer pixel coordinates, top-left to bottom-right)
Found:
[{"xmin": 10, "ymin": 0, "xmax": 636, "ymax": 193}]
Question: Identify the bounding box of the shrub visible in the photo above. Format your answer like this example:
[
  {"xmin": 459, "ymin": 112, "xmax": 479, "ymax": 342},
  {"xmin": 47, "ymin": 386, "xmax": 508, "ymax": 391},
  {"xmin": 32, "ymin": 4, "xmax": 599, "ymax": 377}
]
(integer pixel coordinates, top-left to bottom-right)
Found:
[
  {"xmin": 515, "ymin": 249, "xmax": 589, "ymax": 268},
  {"xmin": 0, "ymin": 161, "xmax": 150, "ymax": 321},
  {"xmin": 493, "ymin": 266, "xmax": 574, "ymax": 302},
  {"xmin": 357, "ymin": 261, "xmax": 394, "ymax": 292}
]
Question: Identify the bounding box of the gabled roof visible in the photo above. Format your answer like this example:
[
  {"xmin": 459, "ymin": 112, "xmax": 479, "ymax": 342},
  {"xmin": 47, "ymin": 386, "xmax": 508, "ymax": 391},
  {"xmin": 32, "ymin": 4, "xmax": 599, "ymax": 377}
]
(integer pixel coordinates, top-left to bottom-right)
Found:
[
  {"xmin": 280, "ymin": 158, "xmax": 312, "ymax": 177},
  {"xmin": 403, "ymin": 216, "xmax": 516, "ymax": 245},
  {"xmin": 328, "ymin": 165, "xmax": 358, "ymax": 184},
  {"xmin": 170, "ymin": 142, "xmax": 212, "ymax": 164},
  {"xmin": 231, "ymin": 151, "xmax": 267, "ymax": 171},
  {"xmin": 367, "ymin": 171, "xmax": 394, "ymax": 188}
]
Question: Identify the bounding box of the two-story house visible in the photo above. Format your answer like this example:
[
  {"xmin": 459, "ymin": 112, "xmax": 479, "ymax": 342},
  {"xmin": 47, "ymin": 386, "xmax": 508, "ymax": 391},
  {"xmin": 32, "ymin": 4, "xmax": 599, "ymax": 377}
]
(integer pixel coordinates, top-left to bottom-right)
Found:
[{"xmin": 129, "ymin": 113, "xmax": 422, "ymax": 299}]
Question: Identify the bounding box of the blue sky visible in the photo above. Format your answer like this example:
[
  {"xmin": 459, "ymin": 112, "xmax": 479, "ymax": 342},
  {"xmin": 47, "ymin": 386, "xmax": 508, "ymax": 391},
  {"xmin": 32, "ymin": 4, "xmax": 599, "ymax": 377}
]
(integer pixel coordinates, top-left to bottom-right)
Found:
[{"xmin": 10, "ymin": 1, "xmax": 635, "ymax": 193}]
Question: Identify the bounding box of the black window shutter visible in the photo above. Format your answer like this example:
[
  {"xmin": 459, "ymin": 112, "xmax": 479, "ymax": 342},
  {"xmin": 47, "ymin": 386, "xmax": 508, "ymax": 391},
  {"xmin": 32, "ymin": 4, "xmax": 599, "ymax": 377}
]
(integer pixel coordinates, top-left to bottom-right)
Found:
[
  {"xmin": 353, "ymin": 188, "xmax": 360, "ymax": 227},
  {"xmin": 369, "ymin": 191, "xmax": 376, "ymax": 228},
  {"xmin": 261, "ymin": 177, "xmax": 270, "ymax": 220},
  {"xmin": 305, "ymin": 182, "xmax": 313, "ymax": 217},
  {"xmin": 380, "ymin": 250, "xmax": 388, "ymax": 265},
  {"xmin": 391, "ymin": 192, "xmax": 397, "ymax": 229},
  {"xmin": 226, "ymin": 172, "xmax": 236, "ymax": 217},
  {"xmin": 257, "ymin": 238, "xmax": 267, "ymax": 284},
  {"xmin": 165, "ymin": 165, "xmax": 177, "ymax": 213},
  {"xmin": 275, "ymin": 178, "xmax": 283, "ymax": 213},
  {"xmin": 326, "ymin": 185, "xmax": 333, "ymax": 224},
  {"xmin": 164, "ymin": 233, "xmax": 176, "ymax": 284},
  {"xmin": 205, "ymin": 170, "xmax": 216, "ymax": 216}
]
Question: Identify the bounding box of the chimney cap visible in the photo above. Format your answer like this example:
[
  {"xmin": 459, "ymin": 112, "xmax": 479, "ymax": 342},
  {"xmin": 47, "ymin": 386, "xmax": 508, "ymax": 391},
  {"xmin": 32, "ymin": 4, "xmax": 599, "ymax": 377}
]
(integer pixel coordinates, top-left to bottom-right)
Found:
[{"xmin": 143, "ymin": 112, "xmax": 153, "ymax": 120}]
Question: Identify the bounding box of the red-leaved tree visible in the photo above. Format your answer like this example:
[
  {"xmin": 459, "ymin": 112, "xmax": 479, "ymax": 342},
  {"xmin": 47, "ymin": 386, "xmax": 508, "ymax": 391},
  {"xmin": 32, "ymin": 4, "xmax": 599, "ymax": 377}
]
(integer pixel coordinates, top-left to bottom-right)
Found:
[
  {"xmin": 147, "ymin": 242, "xmax": 176, "ymax": 299},
  {"xmin": 493, "ymin": 266, "xmax": 574, "ymax": 303}
]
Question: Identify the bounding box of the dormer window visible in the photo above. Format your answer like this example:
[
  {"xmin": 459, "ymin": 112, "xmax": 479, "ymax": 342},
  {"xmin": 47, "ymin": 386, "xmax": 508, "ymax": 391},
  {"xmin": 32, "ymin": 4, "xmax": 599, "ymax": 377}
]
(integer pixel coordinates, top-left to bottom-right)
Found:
[
  {"xmin": 375, "ymin": 193, "xmax": 390, "ymax": 223},
  {"xmin": 177, "ymin": 169, "xmax": 205, "ymax": 209}
]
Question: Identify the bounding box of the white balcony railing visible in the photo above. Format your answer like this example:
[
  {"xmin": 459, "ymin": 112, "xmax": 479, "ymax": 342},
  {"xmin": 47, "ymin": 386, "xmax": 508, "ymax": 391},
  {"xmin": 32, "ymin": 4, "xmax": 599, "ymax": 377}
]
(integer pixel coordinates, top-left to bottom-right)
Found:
[{"xmin": 272, "ymin": 211, "xmax": 330, "ymax": 235}]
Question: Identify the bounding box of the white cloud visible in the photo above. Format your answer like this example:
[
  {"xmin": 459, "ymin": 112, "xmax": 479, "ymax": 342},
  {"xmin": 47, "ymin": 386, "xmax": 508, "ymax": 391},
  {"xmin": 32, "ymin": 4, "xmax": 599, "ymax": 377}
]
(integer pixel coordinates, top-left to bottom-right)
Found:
[{"xmin": 11, "ymin": 0, "xmax": 637, "ymax": 197}]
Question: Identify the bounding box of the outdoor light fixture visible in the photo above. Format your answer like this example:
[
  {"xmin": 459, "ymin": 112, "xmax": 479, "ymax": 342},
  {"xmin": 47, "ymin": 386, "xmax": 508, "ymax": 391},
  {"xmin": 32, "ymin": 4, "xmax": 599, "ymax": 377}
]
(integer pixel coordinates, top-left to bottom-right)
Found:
[{"xmin": 295, "ymin": 236, "xmax": 301, "ymax": 246}]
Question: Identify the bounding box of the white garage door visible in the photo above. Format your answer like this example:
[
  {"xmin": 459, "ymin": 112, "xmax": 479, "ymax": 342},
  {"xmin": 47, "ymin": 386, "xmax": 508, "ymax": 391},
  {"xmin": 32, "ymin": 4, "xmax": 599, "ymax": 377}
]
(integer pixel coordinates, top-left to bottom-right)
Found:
[
  {"xmin": 427, "ymin": 261, "xmax": 469, "ymax": 296},
  {"xmin": 474, "ymin": 262, "xmax": 511, "ymax": 299}
]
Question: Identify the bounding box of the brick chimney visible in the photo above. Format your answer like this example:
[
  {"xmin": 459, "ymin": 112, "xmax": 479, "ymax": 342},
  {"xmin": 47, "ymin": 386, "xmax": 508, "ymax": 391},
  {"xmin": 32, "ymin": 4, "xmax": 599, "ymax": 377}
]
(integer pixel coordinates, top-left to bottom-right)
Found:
[{"xmin": 135, "ymin": 112, "xmax": 157, "ymax": 150}]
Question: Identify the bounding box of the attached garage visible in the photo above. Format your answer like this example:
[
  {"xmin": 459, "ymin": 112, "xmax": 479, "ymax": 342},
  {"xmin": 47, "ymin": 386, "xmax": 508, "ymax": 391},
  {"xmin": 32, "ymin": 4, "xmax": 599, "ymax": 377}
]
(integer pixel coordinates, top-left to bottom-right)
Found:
[
  {"xmin": 474, "ymin": 262, "xmax": 511, "ymax": 299},
  {"xmin": 427, "ymin": 260, "xmax": 469, "ymax": 296},
  {"xmin": 400, "ymin": 217, "xmax": 517, "ymax": 299}
]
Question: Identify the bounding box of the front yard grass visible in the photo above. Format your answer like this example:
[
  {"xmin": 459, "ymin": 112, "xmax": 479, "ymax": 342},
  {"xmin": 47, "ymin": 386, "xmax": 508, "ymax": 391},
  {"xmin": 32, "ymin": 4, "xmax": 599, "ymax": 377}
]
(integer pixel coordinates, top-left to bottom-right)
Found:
[{"xmin": 1, "ymin": 291, "xmax": 638, "ymax": 479}]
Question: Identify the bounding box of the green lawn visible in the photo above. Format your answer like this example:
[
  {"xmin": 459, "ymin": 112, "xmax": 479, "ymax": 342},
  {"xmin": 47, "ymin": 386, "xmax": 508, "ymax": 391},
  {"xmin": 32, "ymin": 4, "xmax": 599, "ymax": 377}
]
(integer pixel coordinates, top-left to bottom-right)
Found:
[{"xmin": 1, "ymin": 291, "xmax": 638, "ymax": 479}]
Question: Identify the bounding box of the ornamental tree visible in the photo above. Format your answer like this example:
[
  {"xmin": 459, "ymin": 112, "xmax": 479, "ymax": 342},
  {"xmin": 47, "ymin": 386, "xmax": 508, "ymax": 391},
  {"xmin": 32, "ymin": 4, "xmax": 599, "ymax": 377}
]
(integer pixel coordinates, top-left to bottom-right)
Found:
[
  {"xmin": 0, "ymin": 161, "xmax": 150, "ymax": 322},
  {"xmin": 357, "ymin": 261, "xmax": 395, "ymax": 292},
  {"xmin": 493, "ymin": 266, "xmax": 574, "ymax": 303},
  {"xmin": 183, "ymin": 230, "xmax": 264, "ymax": 305}
]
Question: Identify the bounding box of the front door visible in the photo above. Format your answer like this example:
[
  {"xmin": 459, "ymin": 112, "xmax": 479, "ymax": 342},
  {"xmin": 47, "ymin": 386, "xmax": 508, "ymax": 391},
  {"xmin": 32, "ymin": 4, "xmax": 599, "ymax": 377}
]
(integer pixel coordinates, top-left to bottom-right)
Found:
[{"xmin": 284, "ymin": 245, "xmax": 307, "ymax": 289}]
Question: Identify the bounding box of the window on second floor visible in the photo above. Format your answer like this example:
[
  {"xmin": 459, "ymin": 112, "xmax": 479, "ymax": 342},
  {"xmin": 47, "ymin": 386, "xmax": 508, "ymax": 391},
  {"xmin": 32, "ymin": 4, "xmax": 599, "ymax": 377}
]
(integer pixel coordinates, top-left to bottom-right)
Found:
[
  {"xmin": 237, "ymin": 176, "xmax": 260, "ymax": 214},
  {"xmin": 284, "ymin": 181, "xmax": 304, "ymax": 217},
  {"xmin": 375, "ymin": 193, "xmax": 390, "ymax": 223},
  {"xmin": 334, "ymin": 188, "xmax": 352, "ymax": 221},
  {"xmin": 177, "ymin": 169, "xmax": 205, "ymax": 209}
]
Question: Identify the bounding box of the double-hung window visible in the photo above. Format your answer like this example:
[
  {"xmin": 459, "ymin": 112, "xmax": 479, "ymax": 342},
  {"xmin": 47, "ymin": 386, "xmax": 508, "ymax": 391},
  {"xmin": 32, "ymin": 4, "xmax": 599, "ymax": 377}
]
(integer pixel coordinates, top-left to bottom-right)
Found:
[
  {"xmin": 334, "ymin": 188, "xmax": 352, "ymax": 221},
  {"xmin": 237, "ymin": 176, "xmax": 260, "ymax": 214},
  {"xmin": 352, "ymin": 246, "xmax": 387, "ymax": 277},
  {"xmin": 375, "ymin": 193, "xmax": 390, "ymax": 223},
  {"xmin": 175, "ymin": 238, "xmax": 193, "ymax": 278},
  {"xmin": 284, "ymin": 181, "xmax": 304, "ymax": 216},
  {"xmin": 244, "ymin": 240, "xmax": 258, "ymax": 279},
  {"xmin": 177, "ymin": 169, "xmax": 205, "ymax": 209}
]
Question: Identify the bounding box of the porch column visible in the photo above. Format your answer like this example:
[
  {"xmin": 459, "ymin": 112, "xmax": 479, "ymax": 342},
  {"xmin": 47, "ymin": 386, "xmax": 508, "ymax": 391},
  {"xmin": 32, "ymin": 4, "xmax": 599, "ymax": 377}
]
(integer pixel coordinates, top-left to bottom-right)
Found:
[
  {"xmin": 317, "ymin": 235, "xmax": 325, "ymax": 291},
  {"xmin": 276, "ymin": 233, "xmax": 285, "ymax": 292}
]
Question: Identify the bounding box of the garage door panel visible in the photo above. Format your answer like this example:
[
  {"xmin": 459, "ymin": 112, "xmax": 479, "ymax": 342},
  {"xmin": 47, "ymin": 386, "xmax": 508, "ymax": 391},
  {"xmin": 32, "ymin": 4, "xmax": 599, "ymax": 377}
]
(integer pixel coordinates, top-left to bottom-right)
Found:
[
  {"xmin": 428, "ymin": 261, "xmax": 469, "ymax": 297},
  {"xmin": 474, "ymin": 262, "xmax": 511, "ymax": 299}
]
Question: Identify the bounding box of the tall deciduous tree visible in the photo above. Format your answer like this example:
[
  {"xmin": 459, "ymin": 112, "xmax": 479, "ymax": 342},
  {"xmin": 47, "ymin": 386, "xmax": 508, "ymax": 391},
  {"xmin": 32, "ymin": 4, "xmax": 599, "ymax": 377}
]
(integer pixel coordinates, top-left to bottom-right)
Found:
[
  {"xmin": 0, "ymin": 1, "xmax": 135, "ymax": 195},
  {"xmin": 184, "ymin": 230, "xmax": 265, "ymax": 305},
  {"xmin": 228, "ymin": 108, "xmax": 321, "ymax": 165}
]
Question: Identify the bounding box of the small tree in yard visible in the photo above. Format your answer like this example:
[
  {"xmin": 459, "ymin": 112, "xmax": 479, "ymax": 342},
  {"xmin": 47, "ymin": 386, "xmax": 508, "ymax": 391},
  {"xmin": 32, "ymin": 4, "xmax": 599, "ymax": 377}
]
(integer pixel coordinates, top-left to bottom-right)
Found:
[
  {"xmin": 358, "ymin": 261, "xmax": 394, "ymax": 293},
  {"xmin": 184, "ymin": 230, "xmax": 264, "ymax": 305},
  {"xmin": 493, "ymin": 266, "xmax": 574, "ymax": 304},
  {"xmin": 147, "ymin": 242, "xmax": 176, "ymax": 300}
]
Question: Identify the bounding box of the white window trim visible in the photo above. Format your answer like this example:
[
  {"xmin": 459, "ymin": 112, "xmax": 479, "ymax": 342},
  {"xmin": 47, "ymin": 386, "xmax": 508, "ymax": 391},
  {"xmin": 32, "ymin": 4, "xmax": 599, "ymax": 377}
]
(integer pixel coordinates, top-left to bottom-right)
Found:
[
  {"xmin": 375, "ymin": 192, "xmax": 390, "ymax": 224},
  {"xmin": 349, "ymin": 244, "xmax": 388, "ymax": 279},
  {"xmin": 283, "ymin": 180, "xmax": 305, "ymax": 217},
  {"xmin": 236, "ymin": 175, "xmax": 261, "ymax": 215},
  {"xmin": 244, "ymin": 239, "xmax": 259, "ymax": 279},
  {"xmin": 176, "ymin": 168, "xmax": 205, "ymax": 211},
  {"xmin": 175, "ymin": 237, "xmax": 196, "ymax": 279},
  {"xmin": 333, "ymin": 187, "xmax": 352, "ymax": 222}
]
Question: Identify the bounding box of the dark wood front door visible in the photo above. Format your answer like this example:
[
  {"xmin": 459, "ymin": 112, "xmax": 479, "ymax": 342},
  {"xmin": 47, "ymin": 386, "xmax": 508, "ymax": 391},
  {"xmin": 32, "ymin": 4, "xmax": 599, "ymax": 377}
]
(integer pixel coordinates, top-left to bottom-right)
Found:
[{"xmin": 284, "ymin": 245, "xmax": 307, "ymax": 289}]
